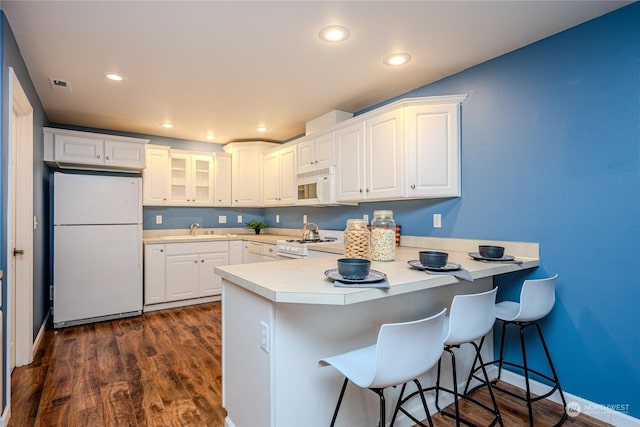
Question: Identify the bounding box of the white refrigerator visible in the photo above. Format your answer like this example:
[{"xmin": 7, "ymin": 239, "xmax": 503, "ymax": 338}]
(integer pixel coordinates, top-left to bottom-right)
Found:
[{"xmin": 53, "ymin": 172, "xmax": 143, "ymax": 327}]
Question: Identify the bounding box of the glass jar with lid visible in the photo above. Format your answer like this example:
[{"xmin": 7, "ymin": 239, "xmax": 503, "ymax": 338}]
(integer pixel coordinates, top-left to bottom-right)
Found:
[
  {"xmin": 370, "ymin": 210, "xmax": 396, "ymax": 261},
  {"xmin": 344, "ymin": 219, "xmax": 370, "ymax": 259}
]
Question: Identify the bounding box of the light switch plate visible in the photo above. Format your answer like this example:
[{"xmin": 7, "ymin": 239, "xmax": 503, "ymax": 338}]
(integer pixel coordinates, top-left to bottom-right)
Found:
[
  {"xmin": 237, "ymin": 215, "xmax": 243, "ymax": 223},
  {"xmin": 260, "ymin": 321, "xmax": 269, "ymax": 352},
  {"xmin": 276, "ymin": 214, "xmax": 280, "ymax": 224},
  {"xmin": 433, "ymin": 214, "xmax": 442, "ymax": 228},
  {"xmin": 155, "ymin": 215, "xmax": 162, "ymax": 225},
  {"xmin": 219, "ymin": 215, "xmax": 227, "ymax": 224}
]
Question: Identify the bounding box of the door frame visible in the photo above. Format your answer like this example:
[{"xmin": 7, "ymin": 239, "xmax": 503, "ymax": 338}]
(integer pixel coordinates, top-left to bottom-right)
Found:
[{"xmin": 5, "ymin": 68, "xmax": 34, "ymax": 380}]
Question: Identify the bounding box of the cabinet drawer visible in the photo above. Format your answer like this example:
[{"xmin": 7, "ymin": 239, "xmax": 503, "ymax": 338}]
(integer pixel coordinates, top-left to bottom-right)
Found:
[{"xmin": 165, "ymin": 241, "xmax": 229, "ymax": 255}]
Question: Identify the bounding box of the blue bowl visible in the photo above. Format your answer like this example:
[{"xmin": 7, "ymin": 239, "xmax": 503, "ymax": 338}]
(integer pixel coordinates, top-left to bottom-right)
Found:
[
  {"xmin": 419, "ymin": 251, "xmax": 448, "ymax": 268},
  {"xmin": 337, "ymin": 258, "xmax": 371, "ymax": 280},
  {"xmin": 479, "ymin": 245, "xmax": 505, "ymax": 259}
]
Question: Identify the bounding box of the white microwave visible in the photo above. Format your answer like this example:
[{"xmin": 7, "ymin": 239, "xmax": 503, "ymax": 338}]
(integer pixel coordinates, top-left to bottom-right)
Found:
[{"xmin": 296, "ymin": 167, "xmax": 338, "ymax": 206}]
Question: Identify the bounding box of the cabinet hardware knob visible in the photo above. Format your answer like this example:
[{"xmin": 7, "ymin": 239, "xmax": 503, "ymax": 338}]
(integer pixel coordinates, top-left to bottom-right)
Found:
[
  {"xmin": 194, "ymin": 260, "xmax": 198, "ymax": 263},
  {"xmin": 160, "ymin": 249, "xmax": 164, "ymax": 253},
  {"xmin": 315, "ymin": 160, "xmax": 318, "ymax": 164},
  {"xmin": 201, "ymin": 260, "xmax": 204, "ymax": 263},
  {"xmin": 96, "ymin": 154, "xmax": 101, "ymax": 159},
  {"xmin": 359, "ymin": 189, "xmax": 363, "ymax": 193},
  {"xmin": 310, "ymin": 162, "xmax": 313, "ymax": 165},
  {"xmin": 106, "ymin": 156, "xmax": 110, "ymax": 160},
  {"xmin": 411, "ymin": 184, "xmax": 416, "ymax": 189},
  {"xmin": 366, "ymin": 188, "xmax": 370, "ymax": 192}
]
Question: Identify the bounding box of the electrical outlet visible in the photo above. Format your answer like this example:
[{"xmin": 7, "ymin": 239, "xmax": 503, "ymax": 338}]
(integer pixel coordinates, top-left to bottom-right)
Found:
[
  {"xmin": 363, "ymin": 214, "xmax": 369, "ymax": 223},
  {"xmin": 155, "ymin": 215, "xmax": 162, "ymax": 225},
  {"xmin": 433, "ymin": 214, "xmax": 442, "ymax": 228},
  {"xmin": 237, "ymin": 215, "xmax": 243, "ymax": 223},
  {"xmin": 260, "ymin": 321, "xmax": 269, "ymax": 352},
  {"xmin": 219, "ymin": 215, "xmax": 227, "ymax": 224},
  {"xmin": 276, "ymin": 214, "xmax": 280, "ymax": 224},
  {"xmin": 303, "ymin": 214, "xmax": 308, "ymax": 224}
]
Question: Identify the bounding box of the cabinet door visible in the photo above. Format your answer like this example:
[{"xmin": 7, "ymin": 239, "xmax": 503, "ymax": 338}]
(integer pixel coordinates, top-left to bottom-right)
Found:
[
  {"xmin": 54, "ymin": 134, "xmax": 104, "ymax": 165},
  {"xmin": 404, "ymin": 104, "xmax": 460, "ymax": 197},
  {"xmin": 296, "ymin": 137, "xmax": 315, "ymax": 174},
  {"xmin": 143, "ymin": 147, "xmax": 170, "ymax": 206},
  {"xmin": 335, "ymin": 122, "xmax": 366, "ymax": 202},
  {"xmin": 232, "ymin": 147, "xmax": 263, "ymax": 206},
  {"xmin": 229, "ymin": 240, "xmax": 243, "ymax": 265},
  {"xmin": 168, "ymin": 153, "xmax": 191, "ymax": 205},
  {"xmin": 104, "ymin": 140, "xmax": 146, "ymax": 169},
  {"xmin": 263, "ymin": 151, "xmax": 281, "ymax": 206},
  {"xmin": 165, "ymin": 254, "xmax": 199, "ymax": 301},
  {"xmin": 199, "ymin": 252, "xmax": 229, "ymax": 296},
  {"xmin": 214, "ymin": 153, "xmax": 232, "ymax": 207},
  {"xmin": 191, "ymin": 154, "xmax": 214, "ymax": 206},
  {"xmin": 144, "ymin": 244, "xmax": 166, "ymax": 305},
  {"xmin": 365, "ymin": 109, "xmax": 404, "ymax": 200},
  {"xmin": 314, "ymin": 132, "xmax": 335, "ymax": 170},
  {"xmin": 279, "ymin": 146, "xmax": 297, "ymax": 205}
]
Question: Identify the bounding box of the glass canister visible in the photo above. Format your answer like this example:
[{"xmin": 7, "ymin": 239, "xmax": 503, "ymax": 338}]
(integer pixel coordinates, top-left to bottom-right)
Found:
[
  {"xmin": 344, "ymin": 219, "xmax": 370, "ymax": 259},
  {"xmin": 370, "ymin": 210, "xmax": 396, "ymax": 261}
]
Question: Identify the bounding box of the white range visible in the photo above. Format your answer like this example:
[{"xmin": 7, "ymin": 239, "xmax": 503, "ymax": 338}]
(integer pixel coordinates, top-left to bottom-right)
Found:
[{"xmin": 276, "ymin": 231, "xmax": 343, "ymax": 259}]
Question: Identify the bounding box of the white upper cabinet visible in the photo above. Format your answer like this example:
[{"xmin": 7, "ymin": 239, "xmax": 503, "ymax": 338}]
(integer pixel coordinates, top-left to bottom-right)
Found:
[
  {"xmin": 336, "ymin": 109, "xmax": 403, "ymax": 202},
  {"xmin": 213, "ymin": 152, "xmax": 232, "ymax": 207},
  {"xmin": 142, "ymin": 145, "xmax": 171, "ymax": 206},
  {"xmin": 168, "ymin": 151, "xmax": 214, "ymax": 206},
  {"xmin": 264, "ymin": 145, "xmax": 296, "ymax": 206},
  {"xmin": 404, "ymin": 103, "xmax": 460, "ymax": 197},
  {"xmin": 297, "ymin": 131, "xmax": 335, "ymax": 174},
  {"xmin": 404, "ymin": 103, "xmax": 461, "ymax": 198},
  {"xmin": 335, "ymin": 122, "xmax": 366, "ymax": 202},
  {"xmin": 224, "ymin": 142, "xmax": 278, "ymax": 207},
  {"xmin": 336, "ymin": 95, "xmax": 465, "ymax": 203},
  {"xmin": 44, "ymin": 127, "xmax": 148, "ymax": 171},
  {"xmin": 365, "ymin": 109, "xmax": 404, "ymax": 200}
]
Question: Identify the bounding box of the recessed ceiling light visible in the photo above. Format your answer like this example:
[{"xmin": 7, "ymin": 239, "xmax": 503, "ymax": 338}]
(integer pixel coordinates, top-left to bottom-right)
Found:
[
  {"xmin": 105, "ymin": 73, "xmax": 125, "ymax": 81},
  {"xmin": 383, "ymin": 52, "xmax": 412, "ymax": 66},
  {"xmin": 257, "ymin": 127, "xmax": 267, "ymax": 133},
  {"xmin": 318, "ymin": 25, "xmax": 350, "ymax": 43},
  {"xmin": 206, "ymin": 134, "xmax": 215, "ymax": 140},
  {"xmin": 160, "ymin": 122, "xmax": 174, "ymax": 129}
]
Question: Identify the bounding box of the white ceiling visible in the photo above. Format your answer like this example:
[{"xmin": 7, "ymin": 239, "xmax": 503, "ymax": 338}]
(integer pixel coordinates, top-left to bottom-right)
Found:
[{"xmin": 2, "ymin": 1, "xmax": 631, "ymax": 144}]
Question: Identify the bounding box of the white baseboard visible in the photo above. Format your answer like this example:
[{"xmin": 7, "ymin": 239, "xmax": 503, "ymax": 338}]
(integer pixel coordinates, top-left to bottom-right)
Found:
[
  {"xmin": 32, "ymin": 310, "xmax": 50, "ymax": 360},
  {"xmin": 498, "ymin": 369, "xmax": 639, "ymax": 427},
  {"xmin": 143, "ymin": 295, "xmax": 220, "ymax": 312}
]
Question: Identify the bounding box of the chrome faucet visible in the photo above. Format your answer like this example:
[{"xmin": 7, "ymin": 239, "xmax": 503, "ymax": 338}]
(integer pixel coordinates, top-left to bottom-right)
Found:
[{"xmin": 189, "ymin": 223, "xmax": 200, "ymax": 236}]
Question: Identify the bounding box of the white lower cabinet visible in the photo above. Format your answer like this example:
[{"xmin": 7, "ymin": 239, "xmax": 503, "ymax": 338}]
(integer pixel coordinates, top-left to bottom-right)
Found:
[{"xmin": 144, "ymin": 240, "xmax": 232, "ymax": 307}]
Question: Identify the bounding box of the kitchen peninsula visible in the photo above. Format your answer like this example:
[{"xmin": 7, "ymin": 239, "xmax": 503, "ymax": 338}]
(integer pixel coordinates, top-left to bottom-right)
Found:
[{"xmin": 215, "ymin": 238, "xmax": 539, "ymax": 427}]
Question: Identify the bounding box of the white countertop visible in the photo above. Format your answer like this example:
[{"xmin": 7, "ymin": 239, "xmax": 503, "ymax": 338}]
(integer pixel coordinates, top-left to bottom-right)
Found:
[{"xmin": 215, "ymin": 242, "xmax": 539, "ymax": 306}]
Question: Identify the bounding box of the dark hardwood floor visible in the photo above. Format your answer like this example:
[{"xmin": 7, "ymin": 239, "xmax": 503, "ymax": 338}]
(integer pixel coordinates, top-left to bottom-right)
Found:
[{"xmin": 9, "ymin": 302, "xmax": 611, "ymax": 427}]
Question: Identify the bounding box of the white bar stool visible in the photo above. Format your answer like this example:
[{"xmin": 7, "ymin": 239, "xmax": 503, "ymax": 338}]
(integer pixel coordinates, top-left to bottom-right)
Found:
[
  {"xmin": 465, "ymin": 274, "xmax": 567, "ymax": 426},
  {"xmin": 318, "ymin": 308, "xmax": 447, "ymax": 427},
  {"xmin": 398, "ymin": 288, "xmax": 504, "ymax": 426}
]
